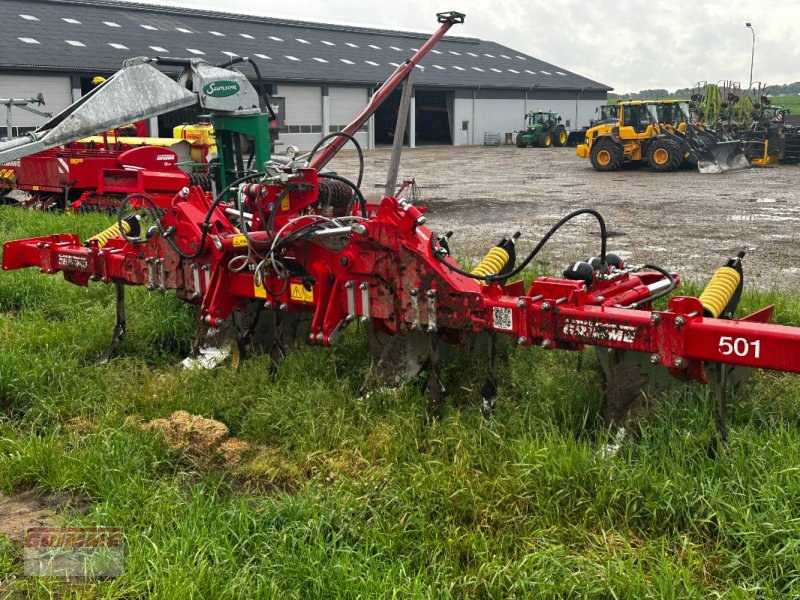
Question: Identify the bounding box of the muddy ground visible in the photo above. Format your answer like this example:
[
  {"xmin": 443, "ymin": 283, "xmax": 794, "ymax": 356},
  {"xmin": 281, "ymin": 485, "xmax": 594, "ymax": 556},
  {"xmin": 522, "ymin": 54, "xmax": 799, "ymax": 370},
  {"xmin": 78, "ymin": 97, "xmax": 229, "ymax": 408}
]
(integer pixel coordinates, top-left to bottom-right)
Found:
[{"xmin": 328, "ymin": 145, "xmax": 800, "ymax": 291}]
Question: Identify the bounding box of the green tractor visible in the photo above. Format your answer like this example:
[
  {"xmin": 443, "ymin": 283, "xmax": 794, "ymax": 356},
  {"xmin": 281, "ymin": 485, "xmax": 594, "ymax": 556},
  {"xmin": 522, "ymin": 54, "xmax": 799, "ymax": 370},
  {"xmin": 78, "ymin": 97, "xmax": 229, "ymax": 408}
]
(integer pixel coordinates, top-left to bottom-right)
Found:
[{"xmin": 516, "ymin": 111, "xmax": 568, "ymax": 148}]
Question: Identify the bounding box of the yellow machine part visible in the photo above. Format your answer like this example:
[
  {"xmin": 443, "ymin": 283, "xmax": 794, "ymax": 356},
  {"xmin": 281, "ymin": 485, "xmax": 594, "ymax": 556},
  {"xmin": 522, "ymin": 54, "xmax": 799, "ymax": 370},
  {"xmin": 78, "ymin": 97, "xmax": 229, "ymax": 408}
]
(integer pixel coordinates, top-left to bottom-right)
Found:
[
  {"xmin": 87, "ymin": 220, "xmax": 133, "ymax": 248},
  {"xmin": 471, "ymin": 247, "xmax": 510, "ymax": 284},
  {"xmin": 699, "ymin": 266, "xmax": 741, "ymax": 318},
  {"xmin": 80, "ymin": 135, "xmax": 187, "ymax": 148},
  {"xmin": 174, "ymin": 124, "xmax": 216, "ymax": 163},
  {"xmin": 750, "ymin": 139, "xmax": 781, "ymax": 166},
  {"xmin": 0, "ymin": 168, "xmax": 17, "ymax": 187}
]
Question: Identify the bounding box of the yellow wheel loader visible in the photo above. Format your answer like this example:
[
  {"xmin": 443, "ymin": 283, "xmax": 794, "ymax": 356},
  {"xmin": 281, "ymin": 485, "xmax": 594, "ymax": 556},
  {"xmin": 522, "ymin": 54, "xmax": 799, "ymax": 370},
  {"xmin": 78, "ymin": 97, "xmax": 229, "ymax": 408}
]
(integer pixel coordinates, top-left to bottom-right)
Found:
[{"xmin": 577, "ymin": 100, "xmax": 748, "ymax": 173}]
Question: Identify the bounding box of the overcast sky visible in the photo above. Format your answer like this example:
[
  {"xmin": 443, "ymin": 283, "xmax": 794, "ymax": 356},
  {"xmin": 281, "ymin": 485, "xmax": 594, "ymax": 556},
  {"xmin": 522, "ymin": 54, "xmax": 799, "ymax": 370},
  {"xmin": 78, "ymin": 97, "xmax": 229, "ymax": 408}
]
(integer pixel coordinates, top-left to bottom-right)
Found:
[{"xmin": 118, "ymin": 0, "xmax": 798, "ymax": 92}]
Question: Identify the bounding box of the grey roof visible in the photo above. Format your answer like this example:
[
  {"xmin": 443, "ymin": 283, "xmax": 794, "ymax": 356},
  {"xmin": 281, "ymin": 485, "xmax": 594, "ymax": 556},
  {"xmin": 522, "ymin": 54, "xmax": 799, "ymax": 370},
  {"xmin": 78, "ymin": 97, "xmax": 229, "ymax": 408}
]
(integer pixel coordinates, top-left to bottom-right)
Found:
[{"xmin": 0, "ymin": 0, "xmax": 611, "ymax": 92}]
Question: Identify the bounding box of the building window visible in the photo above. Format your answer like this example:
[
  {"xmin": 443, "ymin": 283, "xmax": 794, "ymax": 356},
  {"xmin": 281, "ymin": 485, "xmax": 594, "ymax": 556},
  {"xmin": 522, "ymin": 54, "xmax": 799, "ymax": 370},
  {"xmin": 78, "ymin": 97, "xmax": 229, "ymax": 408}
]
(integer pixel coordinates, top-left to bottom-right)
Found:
[
  {"xmin": 461, "ymin": 121, "xmax": 469, "ymax": 131},
  {"xmin": 330, "ymin": 125, "xmax": 367, "ymax": 133}
]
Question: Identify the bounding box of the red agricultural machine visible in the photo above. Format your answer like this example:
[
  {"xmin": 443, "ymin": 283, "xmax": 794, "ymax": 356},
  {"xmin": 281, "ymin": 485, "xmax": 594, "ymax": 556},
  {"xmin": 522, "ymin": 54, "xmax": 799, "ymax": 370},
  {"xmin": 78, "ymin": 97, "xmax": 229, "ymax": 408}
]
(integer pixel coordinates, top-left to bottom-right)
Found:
[
  {"xmin": 3, "ymin": 12, "xmax": 800, "ymax": 447},
  {"xmin": 0, "ymin": 139, "xmax": 198, "ymax": 211}
]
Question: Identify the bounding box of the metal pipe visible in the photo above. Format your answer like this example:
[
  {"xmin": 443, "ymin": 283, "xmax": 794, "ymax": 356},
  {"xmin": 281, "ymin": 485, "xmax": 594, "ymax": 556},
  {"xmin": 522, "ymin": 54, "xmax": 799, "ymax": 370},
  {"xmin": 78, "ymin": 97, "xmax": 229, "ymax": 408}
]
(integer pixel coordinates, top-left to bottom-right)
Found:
[
  {"xmin": 746, "ymin": 23, "xmax": 755, "ymax": 90},
  {"xmin": 384, "ymin": 74, "xmax": 414, "ymax": 197},
  {"xmin": 309, "ymin": 226, "xmax": 353, "ymax": 238}
]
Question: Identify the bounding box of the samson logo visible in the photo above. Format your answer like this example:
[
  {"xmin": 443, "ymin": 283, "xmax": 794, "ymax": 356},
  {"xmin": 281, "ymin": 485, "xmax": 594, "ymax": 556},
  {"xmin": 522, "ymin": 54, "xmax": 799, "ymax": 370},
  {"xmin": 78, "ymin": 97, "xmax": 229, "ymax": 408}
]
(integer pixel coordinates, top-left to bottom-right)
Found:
[
  {"xmin": 562, "ymin": 318, "xmax": 636, "ymax": 344},
  {"xmin": 203, "ymin": 80, "xmax": 240, "ymax": 98}
]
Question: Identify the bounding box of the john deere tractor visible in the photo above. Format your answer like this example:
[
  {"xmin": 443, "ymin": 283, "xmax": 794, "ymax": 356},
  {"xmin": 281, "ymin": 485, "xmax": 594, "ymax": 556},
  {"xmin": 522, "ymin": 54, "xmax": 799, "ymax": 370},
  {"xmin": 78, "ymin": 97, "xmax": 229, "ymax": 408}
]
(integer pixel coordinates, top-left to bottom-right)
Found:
[{"xmin": 516, "ymin": 111, "xmax": 567, "ymax": 148}]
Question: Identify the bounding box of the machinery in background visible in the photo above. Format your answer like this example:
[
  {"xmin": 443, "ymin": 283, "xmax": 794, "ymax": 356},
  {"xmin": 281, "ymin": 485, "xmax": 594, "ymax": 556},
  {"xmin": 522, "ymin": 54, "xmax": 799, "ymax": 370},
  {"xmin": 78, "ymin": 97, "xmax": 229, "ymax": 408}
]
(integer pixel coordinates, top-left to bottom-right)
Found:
[
  {"xmin": 0, "ymin": 133, "xmax": 212, "ymax": 211},
  {"xmin": 515, "ymin": 111, "xmax": 568, "ymax": 148},
  {"xmin": 690, "ymin": 81, "xmax": 800, "ymax": 167},
  {"xmin": 566, "ymin": 104, "xmax": 620, "ymax": 147},
  {"xmin": 0, "ymin": 52, "xmax": 282, "ymax": 211},
  {"xmin": 1, "ymin": 94, "xmax": 51, "ymax": 141},
  {"xmin": 576, "ymin": 99, "xmax": 748, "ymax": 173},
  {"xmin": 4, "ymin": 12, "xmax": 800, "ymax": 449}
]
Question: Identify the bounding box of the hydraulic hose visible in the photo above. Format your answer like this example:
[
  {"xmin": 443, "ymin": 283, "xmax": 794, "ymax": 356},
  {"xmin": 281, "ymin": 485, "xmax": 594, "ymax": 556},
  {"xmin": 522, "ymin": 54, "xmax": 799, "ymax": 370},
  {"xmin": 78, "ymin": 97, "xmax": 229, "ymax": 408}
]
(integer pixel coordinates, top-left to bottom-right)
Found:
[
  {"xmin": 117, "ymin": 172, "xmax": 266, "ymax": 259},
  {"xmin": 306, "ymin": 131, "xmax": 365, "ymax": 189},
  {"xmin": 437, "ymin": 208, "xmax": 607, "ymax": 284},
  {"xmin": 628, "ymin": 264, "xmax": 677, "ymax": 308}
]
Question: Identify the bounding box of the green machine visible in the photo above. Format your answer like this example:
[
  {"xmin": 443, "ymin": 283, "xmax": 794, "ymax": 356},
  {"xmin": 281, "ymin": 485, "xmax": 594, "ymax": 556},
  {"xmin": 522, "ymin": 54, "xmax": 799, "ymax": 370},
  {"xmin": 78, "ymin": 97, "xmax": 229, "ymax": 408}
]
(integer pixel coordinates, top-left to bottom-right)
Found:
[{"xmin": 515, "ymin": 111, "xmax": 568, "ymax": 148}]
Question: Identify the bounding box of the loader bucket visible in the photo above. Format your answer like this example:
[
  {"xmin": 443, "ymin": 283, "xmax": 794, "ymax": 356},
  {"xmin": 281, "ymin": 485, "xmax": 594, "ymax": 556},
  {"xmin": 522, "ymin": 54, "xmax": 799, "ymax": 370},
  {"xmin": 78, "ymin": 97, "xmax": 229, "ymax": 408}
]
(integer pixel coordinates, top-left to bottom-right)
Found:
[{"xmin": 697, "ymin": 141, "xmax": 750, "ymax": 174}]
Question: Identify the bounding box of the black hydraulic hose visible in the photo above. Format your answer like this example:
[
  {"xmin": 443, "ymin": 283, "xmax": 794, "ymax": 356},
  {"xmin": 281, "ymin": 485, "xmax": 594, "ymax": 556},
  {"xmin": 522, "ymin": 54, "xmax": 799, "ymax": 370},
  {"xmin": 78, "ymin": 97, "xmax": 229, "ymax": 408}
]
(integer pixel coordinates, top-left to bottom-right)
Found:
[
  {"xmin": 116, "ymin": 193, "xmax": 164, "ymax": 244},
  {"xmin": 317, "ymin": 172, "xmax": 367, "ymax": 218},
  {"xmin": 629, "ymin": 264, "xmax": 677, "ymax": 308},
  {"xmin": 218, "ymin": 56, "xmax": 275, "ymax": 120},
  {"xmin": 436, "ymin": 208, "xmax": 607, "ymax": 284},
  {"xmin": 502, "ymin": 209, "xmax": 607, "ymax": 282},
  {"xmin": 119, "ymin": 172, "xmax": 266, "ymax": 259},
  {"xmin": 265, "ymin": 184, "xmax": 301, "ymax": 240},
  {"xmin": 306, "ymin": 131, "xmax": 364, "ymax": 189}
]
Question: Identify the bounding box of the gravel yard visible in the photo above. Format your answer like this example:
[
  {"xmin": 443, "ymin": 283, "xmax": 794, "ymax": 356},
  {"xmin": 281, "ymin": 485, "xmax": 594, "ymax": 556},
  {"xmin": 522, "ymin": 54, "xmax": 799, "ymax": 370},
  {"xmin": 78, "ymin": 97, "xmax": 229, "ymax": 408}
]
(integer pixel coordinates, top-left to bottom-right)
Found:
[{"xmin": 329, "ymin": 145, "xmax": 800, "ymax": 290}]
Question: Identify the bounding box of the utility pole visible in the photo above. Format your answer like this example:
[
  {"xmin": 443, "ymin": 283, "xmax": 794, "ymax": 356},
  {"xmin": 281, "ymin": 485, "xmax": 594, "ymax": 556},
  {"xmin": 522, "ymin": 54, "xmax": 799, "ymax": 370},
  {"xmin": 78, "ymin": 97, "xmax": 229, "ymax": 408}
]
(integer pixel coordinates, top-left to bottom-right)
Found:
[{"xmin": 746, "ymin": 23, "xmax": 755, "ymax": 90}]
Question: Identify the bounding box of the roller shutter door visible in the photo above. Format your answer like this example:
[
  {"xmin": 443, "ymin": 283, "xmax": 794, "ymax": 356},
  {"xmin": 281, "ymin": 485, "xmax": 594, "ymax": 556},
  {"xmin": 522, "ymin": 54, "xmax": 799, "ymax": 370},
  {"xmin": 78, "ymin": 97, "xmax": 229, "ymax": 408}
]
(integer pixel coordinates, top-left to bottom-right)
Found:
[
  {"xmin": 276, "ymin": 84, "xmax": 322, "ymax": 151},
  {"xmin": 329, "ymin": 87, "xmax": 368, "ymax": 148},
  {"xmin": 0, "ymin": 73, "xmax": 71, "ymax": 132},
  {"xmin": 329, "ymin": 87, "xmax": 367, "ymax": 128}
]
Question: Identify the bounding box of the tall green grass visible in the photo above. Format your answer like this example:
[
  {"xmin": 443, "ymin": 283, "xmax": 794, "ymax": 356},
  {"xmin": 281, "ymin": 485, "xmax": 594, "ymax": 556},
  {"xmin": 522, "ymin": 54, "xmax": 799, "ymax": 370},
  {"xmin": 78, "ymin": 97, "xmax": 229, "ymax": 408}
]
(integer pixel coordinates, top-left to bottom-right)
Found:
[{"xmin": 1, "ymin": 206, "xmax": 800, "ymax": 598}]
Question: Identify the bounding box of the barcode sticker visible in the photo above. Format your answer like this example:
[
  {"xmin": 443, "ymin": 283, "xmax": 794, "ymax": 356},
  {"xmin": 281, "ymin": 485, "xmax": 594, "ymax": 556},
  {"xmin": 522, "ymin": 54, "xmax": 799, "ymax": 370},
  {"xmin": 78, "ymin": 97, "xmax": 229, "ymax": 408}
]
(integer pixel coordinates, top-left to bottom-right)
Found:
[{"xmin": 493, "ymin": 307, "xmax": 513, "ymax": 331}]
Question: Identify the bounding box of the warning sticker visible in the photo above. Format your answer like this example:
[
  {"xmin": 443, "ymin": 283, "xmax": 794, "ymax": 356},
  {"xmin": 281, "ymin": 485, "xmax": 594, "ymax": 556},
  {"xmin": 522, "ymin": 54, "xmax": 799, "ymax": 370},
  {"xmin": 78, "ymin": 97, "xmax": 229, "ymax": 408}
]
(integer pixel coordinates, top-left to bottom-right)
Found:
[
  {"xmin": 253, "ymin": 281, "xmax": 266, "ymax": 299},
  {"xmin": 493, "ymin": 307, "xmax": 513, "ymax": 331},
  {"xmin": 290, "ymin": 283, "xmax": 313, "ymax": 303},
  {"xmin": 232, "ymin": 235, "xmax": 248, "ymax": 248},
  {"xmin": 281, "ymin": 197, "xmax": 291, "ymax": 211}
]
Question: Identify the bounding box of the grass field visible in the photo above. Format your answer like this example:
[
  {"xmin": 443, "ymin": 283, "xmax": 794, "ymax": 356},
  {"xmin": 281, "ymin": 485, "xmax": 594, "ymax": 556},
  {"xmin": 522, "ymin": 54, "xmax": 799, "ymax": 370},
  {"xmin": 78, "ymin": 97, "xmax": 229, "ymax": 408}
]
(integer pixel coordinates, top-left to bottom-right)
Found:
[
  {"xmin": 2, "ymin": 206, "xmax": 800, "ymax": 598},
  {"xmin": 772, "ymin": 95, "xmax": 800, "ymax": 114}
]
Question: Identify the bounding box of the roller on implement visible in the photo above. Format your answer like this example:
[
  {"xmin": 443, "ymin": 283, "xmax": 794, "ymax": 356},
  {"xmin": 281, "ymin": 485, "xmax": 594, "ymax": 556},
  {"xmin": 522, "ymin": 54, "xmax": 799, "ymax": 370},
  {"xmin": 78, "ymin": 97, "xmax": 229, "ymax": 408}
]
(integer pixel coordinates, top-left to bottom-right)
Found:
[{"xmin": 3, "ymin": 12, "xmax": 800, "ymax": 449}]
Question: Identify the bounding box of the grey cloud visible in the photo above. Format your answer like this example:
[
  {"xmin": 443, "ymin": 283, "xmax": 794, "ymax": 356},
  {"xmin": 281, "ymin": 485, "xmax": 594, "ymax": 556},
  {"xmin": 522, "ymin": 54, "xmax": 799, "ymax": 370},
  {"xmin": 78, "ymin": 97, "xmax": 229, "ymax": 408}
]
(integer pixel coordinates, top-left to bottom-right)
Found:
[{"xmin": 117, "ymin": 0, "xmax": 798, "ymax": 92}]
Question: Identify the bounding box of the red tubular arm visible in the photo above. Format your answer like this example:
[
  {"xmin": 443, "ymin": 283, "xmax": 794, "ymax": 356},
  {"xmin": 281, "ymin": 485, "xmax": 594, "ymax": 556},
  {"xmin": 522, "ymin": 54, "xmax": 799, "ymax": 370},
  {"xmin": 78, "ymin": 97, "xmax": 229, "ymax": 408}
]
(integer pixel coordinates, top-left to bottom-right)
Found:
[{"xmin": 308, "ymin": 11, "xmax": 465, "ymax": 172}]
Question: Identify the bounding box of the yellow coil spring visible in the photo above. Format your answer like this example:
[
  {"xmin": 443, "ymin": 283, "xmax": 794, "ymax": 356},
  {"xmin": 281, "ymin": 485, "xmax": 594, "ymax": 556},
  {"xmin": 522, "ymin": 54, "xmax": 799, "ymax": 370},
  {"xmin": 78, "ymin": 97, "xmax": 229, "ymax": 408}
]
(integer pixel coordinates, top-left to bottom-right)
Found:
[
  {"xmin": 471, "ymin": 246, "xmax": 510, "ymax": 283},
  {"xmin": 699, "ymin": 266, "xmax": 741, "ymax": 318},
  {"xmin": 87, "ymin": 220, "xmax": 132, "ymax": 248}
]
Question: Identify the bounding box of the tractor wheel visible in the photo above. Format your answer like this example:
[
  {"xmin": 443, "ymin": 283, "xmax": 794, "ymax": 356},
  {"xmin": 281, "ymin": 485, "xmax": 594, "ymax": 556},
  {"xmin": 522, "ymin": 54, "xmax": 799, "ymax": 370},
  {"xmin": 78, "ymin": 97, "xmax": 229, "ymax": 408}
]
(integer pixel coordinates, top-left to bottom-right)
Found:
[
  {"xmin": 515, "ymin": 132, "xmax": 526, "ymax": 148},
  {"xmin": 648, "ymin": 137, "xmax": 682, "ymax": 172},
  {"xmin": 590, "ymin": 139, "xmax": 623, "ymax": 171},
  {"xmin": 552, "ymin": 125, "xmax": 568, "ymax": 147},
  {"xmin": 539, "ymin": 132, "xmax": 552, "ymax": 147}
]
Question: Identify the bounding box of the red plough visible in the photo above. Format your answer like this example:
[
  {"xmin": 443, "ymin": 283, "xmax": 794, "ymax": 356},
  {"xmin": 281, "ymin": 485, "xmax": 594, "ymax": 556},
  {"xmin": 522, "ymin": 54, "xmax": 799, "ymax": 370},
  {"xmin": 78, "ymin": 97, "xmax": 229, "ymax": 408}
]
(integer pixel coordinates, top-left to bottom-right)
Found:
[{"xmin": 2, "ymin": 12, "xmax": 799, "ymax": 445}]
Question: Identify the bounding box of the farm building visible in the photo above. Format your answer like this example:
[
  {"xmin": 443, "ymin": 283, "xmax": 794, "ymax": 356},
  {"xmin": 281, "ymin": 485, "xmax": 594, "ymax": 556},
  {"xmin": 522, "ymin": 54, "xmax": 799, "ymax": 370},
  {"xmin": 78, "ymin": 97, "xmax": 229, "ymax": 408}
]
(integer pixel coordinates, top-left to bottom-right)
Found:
[{"xmin": 0, "ymin": 0, "xmax": 611, "ymax": 149}]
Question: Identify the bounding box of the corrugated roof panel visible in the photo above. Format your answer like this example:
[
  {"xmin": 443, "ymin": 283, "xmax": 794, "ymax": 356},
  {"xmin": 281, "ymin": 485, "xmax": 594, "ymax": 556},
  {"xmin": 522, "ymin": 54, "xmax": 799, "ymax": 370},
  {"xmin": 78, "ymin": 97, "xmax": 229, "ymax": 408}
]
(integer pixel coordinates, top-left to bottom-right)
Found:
[{"xmin": 0, "ymin": 0, "xmax": 611, "ymax": 91}]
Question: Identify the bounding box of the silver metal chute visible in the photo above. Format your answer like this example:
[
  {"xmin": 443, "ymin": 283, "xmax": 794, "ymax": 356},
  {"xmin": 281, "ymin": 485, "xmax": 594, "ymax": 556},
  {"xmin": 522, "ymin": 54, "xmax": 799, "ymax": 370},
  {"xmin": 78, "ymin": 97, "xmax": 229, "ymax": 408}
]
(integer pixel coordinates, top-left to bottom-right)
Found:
[{"xmin": 0, "ymin": 62, "xmax": 197, "ymax": 163}]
